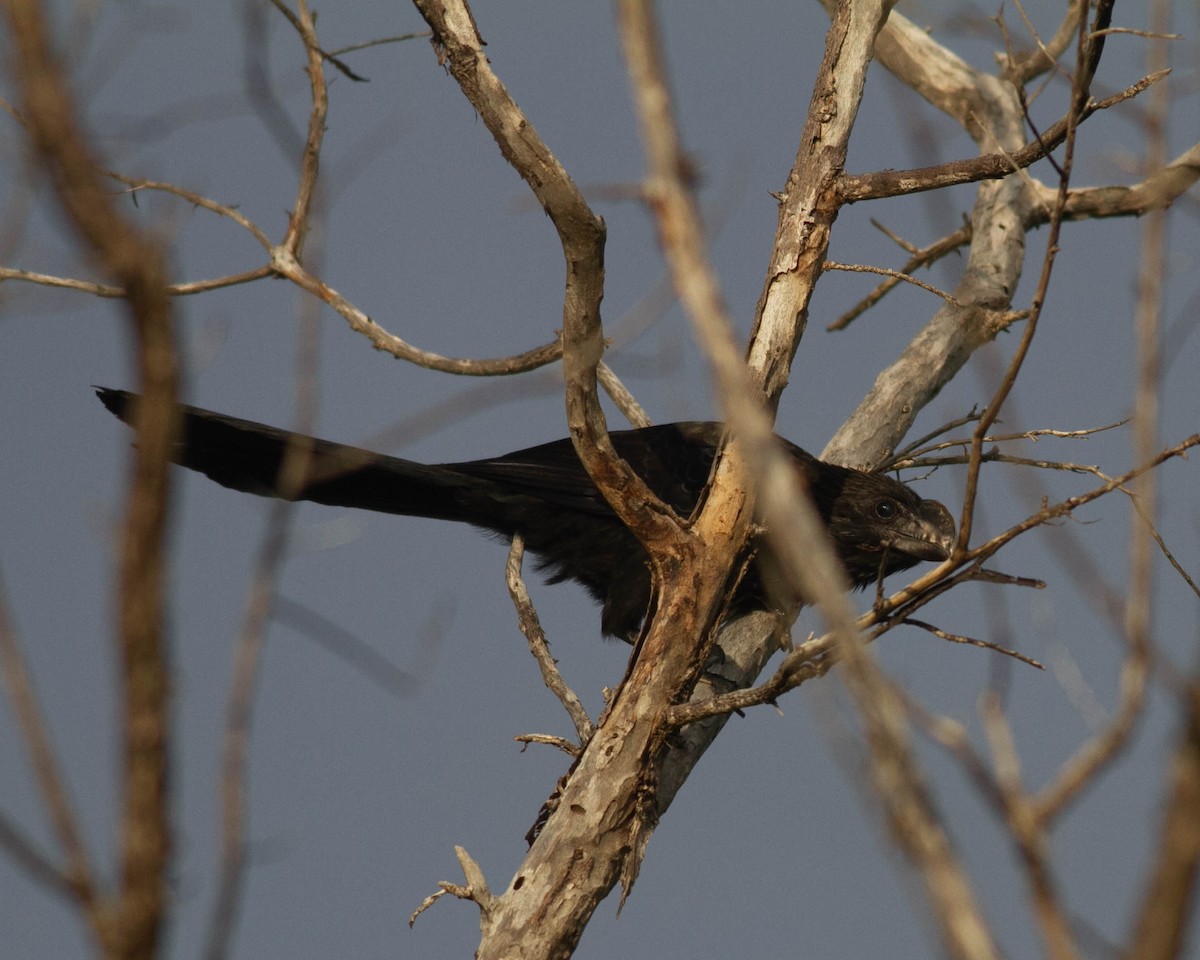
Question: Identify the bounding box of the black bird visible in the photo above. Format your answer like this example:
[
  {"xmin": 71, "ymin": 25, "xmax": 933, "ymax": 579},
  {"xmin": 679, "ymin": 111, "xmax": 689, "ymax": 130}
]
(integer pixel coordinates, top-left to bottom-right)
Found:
[{"xmin": 96, "ymin": 388, "xmax": 955, "ymax": 639}]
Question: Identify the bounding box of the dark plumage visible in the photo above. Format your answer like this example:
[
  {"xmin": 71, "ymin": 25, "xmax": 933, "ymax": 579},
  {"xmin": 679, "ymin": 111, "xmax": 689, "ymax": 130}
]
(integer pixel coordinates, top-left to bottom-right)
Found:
[{"xmin": 96, "ymin": 388, "xmax": 955, "ymax": 638}]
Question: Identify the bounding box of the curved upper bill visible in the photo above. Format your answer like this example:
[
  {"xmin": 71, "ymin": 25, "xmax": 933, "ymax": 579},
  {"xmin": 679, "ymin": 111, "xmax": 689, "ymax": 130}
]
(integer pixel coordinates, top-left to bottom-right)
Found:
[{"xmin": 890, "ymin": 499, "xmax": 957, "ymax": 562}]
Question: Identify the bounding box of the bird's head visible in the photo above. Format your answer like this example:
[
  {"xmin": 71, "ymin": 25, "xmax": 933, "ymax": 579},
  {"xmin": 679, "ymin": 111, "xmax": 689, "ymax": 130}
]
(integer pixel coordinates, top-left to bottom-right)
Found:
[{"xmin": 811, "ymin": 465, "xmax": 956, "ymax": 590}]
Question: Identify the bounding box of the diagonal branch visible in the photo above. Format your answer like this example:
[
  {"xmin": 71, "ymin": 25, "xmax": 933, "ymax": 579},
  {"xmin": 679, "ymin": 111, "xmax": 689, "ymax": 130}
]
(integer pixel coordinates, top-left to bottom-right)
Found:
[
  {"xmin": 838, "ymin": 69, "xmax": 1166, "ymax": 203},
  {"xmin": 0, "ymin": 572, "xmax": 97, "ymax": 907}
]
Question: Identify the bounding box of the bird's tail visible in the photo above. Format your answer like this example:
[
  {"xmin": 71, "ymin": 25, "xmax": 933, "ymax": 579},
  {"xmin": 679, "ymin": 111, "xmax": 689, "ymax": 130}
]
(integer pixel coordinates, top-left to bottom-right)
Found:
[{"xmin": 95, "ymin": 388, "xmax": 494, "ymax": 526}]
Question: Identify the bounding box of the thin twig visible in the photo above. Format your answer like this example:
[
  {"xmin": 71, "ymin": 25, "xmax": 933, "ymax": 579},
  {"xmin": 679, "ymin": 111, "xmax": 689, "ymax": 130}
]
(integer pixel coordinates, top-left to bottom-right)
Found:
[
  {"xmin": 0, "ymin": 812, "xmax": 79, "ymax": 901},
  {"xmin": 899, "ymin": 451, "xmax": 1113, "ymax": 480},
  {"xmin": 202, "ymin": 510, "xmax": 294, "ymax": 960},
  {"xmin": 889, "ymin": 409, "xmax": 984, "ymax": 463},
  {"xmin": 827, "ymin": 221, "xmax": 973, "ymax": 330},
  {"xmin": 824, "ymin": 259, "xmax": 962, "ymax": 307},
  {"xmin": 0, "ymin": 572, "xmax": 97, "ymax": 906},
  {"xmin": 271, "ymin": 246, "xmax": 571, "ymax": 375},
  {"xmin": 1124, "ymin": 493, "xmax": 1200, "ymax": 601},
  {"xmin": 514, "ymin": 734, "xmax": 583, "ymax": 758},
  {"xmin": 506, "ymin": 537, "xmax": 594, "ymax": 746},
  {"xmin": 271, "ymin": 0, "xmax": 327, "ymax": 257},
  {"xmin": 598, "ymin": 361, "xmax": 652, "ymax": 428},
  {"xmin": 839, "ymin": 68, "xmax": 1167, "ymax": 202},
  {"xmin": 920, "ymin": 421, "xmax": 1129, "ymax": 455},
  {"xmin": 106, "ymin": 171, "xmax": 272, "ymax": 250},
  {"xmin": 979, "ymin": 691, "xmax": 1080, "ymax": 960},
  {"xmin": 0, "ymin": 264, "xmax": 272, "ymax": 297},
  {"xmin": 326, "ymin": 31, "xmax": 432, "ymax": 57},
  {"xmin": 904, "ymin": 618, "xmax": 1044, "ymax": 669}
]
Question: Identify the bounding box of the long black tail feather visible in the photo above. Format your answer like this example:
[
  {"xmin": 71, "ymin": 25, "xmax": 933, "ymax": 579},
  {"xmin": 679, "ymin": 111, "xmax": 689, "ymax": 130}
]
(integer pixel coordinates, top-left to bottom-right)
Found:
[{"xmin": 95, "ymin": 388, "xmax": 494, "ymax": 526}]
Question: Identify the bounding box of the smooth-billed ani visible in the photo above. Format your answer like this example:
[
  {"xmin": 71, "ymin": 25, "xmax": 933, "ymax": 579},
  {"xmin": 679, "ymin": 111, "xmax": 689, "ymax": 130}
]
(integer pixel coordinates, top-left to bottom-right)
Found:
[{"xmin": 96, "ymin": 388, "xmax": 955, "ymax": 639}]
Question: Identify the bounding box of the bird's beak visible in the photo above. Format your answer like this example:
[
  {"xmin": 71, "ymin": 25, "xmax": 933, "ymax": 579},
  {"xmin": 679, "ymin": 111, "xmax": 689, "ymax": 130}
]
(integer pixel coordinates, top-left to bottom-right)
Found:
[{"xmin": 890, "ymin": 500, "xmax": 956, "ymax": 561}]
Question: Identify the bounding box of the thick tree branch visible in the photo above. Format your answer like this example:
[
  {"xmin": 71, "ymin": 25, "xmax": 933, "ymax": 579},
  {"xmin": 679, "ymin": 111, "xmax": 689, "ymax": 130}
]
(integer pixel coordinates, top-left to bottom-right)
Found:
[
  {"xmin": 411, "ymin": 0, "xmax": 679, "ymax": 550},
  {"xmin": 824, "ymin": 10, "xmax": 1035, "ymax": 469}
]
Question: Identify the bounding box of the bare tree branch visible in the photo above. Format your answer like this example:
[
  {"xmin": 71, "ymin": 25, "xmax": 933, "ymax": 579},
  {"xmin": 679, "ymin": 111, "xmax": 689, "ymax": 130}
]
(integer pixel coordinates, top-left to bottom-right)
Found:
[
  {"xmin": 0, "ymin": 572, "xmax": 97, "ymax": 907},
  {"xmin": 823, "ymin": 9, "xmax": 1034, "ymax": 469},
  {"xmin": 1127, "ymin": 682, "xmax": 1200, "ymax": 960},
  {"xmin": 838, "ymin": 69, "xmax": 1166, "ymax": 203},
  {"xmin": 506, "ymin": 537, "xmax": 594, "ymax": 747},
  {"xmin": 2, "ymin": 1, "xmax": 179, "ymax": 957}
]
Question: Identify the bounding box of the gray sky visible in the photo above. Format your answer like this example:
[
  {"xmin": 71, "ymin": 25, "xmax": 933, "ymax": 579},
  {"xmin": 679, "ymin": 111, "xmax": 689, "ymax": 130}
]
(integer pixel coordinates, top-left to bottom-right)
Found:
[{"xmin": 3, "ymin": 2, "xmax": 1199, "ymax": 958}]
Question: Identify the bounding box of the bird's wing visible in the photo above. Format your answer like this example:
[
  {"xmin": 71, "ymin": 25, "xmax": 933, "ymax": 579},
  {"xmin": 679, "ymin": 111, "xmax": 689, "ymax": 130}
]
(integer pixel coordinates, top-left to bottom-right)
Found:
[{"xmin": 449, "ymin": 422, "xmax": 724, "ymax": 518}]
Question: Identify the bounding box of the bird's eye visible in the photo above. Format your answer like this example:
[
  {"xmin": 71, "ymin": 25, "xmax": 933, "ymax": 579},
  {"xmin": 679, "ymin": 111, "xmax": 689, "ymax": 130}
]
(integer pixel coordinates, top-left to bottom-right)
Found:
[{"xmin": 874, "ymin": 499, "xmax": 897, "ymax": 521}]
